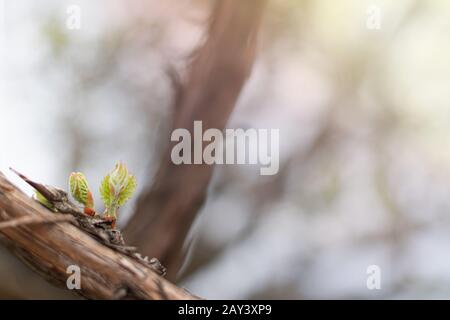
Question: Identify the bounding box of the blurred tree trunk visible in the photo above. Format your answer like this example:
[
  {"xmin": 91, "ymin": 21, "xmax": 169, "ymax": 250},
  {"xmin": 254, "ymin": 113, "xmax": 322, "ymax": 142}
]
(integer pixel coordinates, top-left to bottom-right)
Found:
[{"xmin": 124, "ymin": 0, "xmax": 267, "ymax": 279}]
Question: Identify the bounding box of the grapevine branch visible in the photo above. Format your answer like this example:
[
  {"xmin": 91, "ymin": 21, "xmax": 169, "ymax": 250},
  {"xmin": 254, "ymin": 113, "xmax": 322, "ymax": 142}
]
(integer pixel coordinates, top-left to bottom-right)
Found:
[{"xmin": 0, "ymin": 170, "xmax": 199, "ymax": 300}]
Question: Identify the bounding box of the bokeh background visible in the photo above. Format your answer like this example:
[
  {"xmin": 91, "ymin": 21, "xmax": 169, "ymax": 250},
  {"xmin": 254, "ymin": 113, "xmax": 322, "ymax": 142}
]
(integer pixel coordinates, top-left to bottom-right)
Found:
[{"xmin": 1, "ymin": 0, "xmax": 450, "ymax": 299}]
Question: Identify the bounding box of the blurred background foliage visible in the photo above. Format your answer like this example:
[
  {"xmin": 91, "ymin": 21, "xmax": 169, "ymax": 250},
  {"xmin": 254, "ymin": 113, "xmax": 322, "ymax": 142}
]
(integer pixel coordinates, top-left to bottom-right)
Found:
[{"xmin": 1, "ymin": 0, "xmax": 450, "ymax": 298}]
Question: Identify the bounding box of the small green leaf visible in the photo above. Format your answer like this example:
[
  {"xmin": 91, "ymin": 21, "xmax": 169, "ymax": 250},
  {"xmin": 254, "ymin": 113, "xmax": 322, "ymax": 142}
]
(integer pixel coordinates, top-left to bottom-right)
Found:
[
  {"xmin": 99, "ymin": 162, "xmax": 137, "ymax": 220},
  {"xmin": 69, "ymin": 172, "xmax": 93, "ymax": 208},
  {"xmin": 99, "ymin": 174, "xmax": 112, "ymax": 207},
  {"xmin": 33, "ymin": 191, "xmax": 54, "ymax": 211},
  {"xmin": 118, "ymin": 174, "xmax": 137, "ymax": 206}
]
